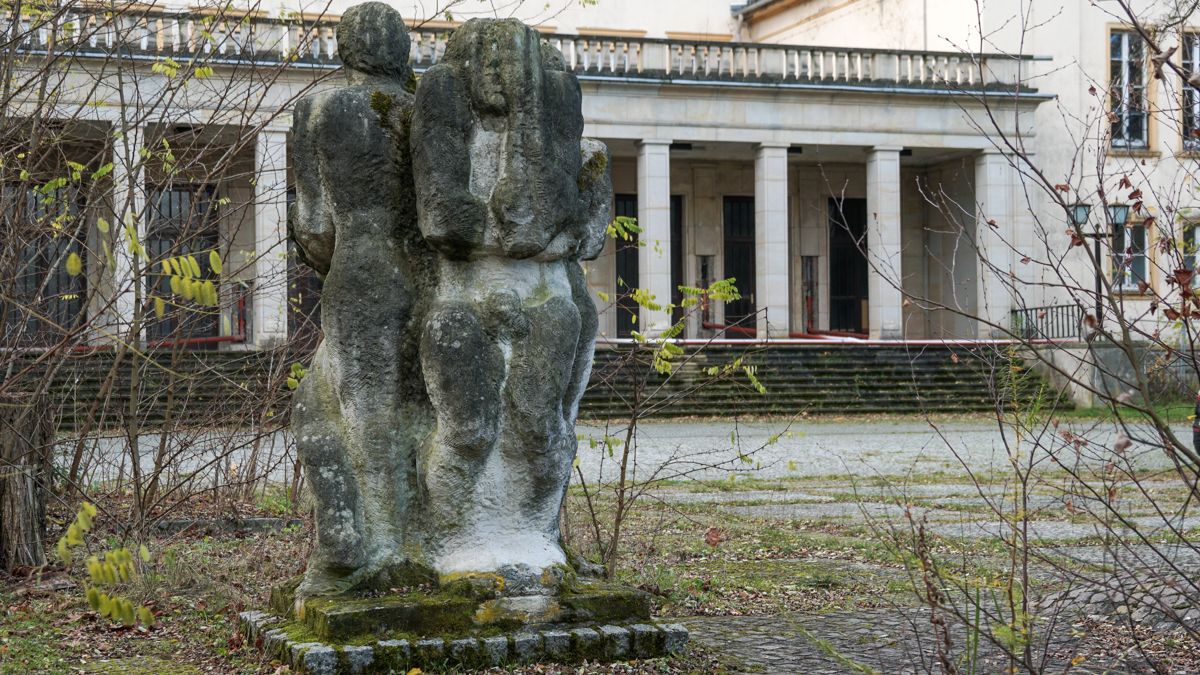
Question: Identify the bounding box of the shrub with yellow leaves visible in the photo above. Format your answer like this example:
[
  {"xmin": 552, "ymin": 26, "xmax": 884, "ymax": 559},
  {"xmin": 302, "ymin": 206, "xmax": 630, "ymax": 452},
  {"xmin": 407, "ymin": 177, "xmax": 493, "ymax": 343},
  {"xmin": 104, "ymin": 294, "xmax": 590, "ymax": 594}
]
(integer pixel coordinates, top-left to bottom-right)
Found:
[{"xmin": 55, "ymin": 502, "xmax": 157, "ymax": 628}]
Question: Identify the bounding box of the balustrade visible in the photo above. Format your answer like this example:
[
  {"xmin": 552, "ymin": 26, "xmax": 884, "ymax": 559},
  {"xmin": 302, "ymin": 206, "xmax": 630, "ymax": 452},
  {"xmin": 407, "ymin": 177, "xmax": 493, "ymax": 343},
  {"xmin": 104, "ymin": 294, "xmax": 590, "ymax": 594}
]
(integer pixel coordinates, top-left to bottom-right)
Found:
[{"xmin": 5, "ymin": 8, "xmax": 1036, "ymax": 91}]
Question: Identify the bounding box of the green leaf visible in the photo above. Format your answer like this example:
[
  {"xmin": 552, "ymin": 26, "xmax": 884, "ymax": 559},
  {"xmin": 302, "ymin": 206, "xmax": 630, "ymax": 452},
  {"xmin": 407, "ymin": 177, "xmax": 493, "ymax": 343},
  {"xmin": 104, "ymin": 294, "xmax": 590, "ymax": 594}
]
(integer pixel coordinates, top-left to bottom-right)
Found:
[{"xmin": 65, "ymin": 252, "xmax": 83, "ymax": 276}]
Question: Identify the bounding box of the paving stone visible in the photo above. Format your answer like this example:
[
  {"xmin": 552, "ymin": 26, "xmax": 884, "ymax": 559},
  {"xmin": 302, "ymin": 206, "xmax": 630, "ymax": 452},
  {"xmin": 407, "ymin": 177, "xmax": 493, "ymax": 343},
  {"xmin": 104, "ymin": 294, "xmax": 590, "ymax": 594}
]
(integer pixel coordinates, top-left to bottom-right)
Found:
[
  {"xmin": 511, "ymin": 632, "xmax": 542, "ymax": 663},
  {"xmin": 656, "ymin": 489, "xmax": 834, "ymax": 505},
  {"xmin": 597, "ymin": 625, "xmax": 631, "ymax": 659},
  {"xmin": 480, "ymin": 635, "xmax": 509, "ymax": 666},
  {"xmin": 300, "ymin": 645, "xmax": 337, "ymax": 675},
  {"xmin": 570, "ymin": 627, "xmax": 602, "ymax": 659},
  {"xmin": 683, "ymin": 608, "xmax": 1162, "ymax": 674},
  {"xmin": 413, "ymin": 638, "xmax": 445, "ymax": 662},
  {"xmin": 628, "ymin": 623, "xmax": 662, "ymax": 658},
  {"xmin": 661, "ymin": 623, "xmax": 688, "ymax": 654},
  {"xmin": 376, "ymin": 639, "xmax": 410, "ymax": 662},
  {"xmin": 447, "ymin": 637, "xmax": 481, "ymax": 664},
  {"xmin": 288, "ymin": 642, "xmax": 323, "ymax": 670},
  {"xmin": 342, "ymin": 645, "xmax": 374, "ymax": 674},
  {"xmin": 542, "ymin": 630, "xmax": 572, "ymax": 660},
  {"xmin": 720, "ymin": 501, "xmax": 966, "ymax": 522}
]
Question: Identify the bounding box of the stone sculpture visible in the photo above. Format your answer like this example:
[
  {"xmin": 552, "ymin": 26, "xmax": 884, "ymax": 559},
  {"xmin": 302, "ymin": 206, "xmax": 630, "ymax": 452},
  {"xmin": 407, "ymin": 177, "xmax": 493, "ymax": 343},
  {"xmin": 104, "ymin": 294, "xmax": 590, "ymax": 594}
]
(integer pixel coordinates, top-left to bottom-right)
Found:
[
  {"xmin": 291, "ymin": 3, "xmax": 609, "ymax": 600},
  {"xmin": 263, "ymin": 5, "xmax": 686, "ymax": 669}
]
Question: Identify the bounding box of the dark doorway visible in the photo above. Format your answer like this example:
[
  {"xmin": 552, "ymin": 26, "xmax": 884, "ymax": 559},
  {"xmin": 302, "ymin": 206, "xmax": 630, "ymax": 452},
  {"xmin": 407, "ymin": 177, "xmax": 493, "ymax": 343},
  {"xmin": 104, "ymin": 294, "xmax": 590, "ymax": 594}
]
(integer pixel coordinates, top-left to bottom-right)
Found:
[
  {"xmin": 614, "ymin": 194, "xmax": 638, "ymax": 338},
  {"xmin": 723, "ymin": 196, "xmax": 756, "ymax": 331},
  {"xmin": 828, "ymin": 197, "xmax": 868, "ymax": 334},
  {"xmin": 670, "ymin": 194, "xmax": 684, "ymax": 325}
]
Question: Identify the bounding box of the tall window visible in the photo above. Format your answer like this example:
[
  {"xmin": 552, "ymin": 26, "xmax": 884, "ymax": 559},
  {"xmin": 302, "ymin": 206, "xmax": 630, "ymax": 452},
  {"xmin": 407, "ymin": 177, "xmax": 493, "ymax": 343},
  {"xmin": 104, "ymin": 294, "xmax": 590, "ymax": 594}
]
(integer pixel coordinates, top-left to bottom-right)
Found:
[
  {"xmin": 1113, "ymin": 217, "xmax": 1147, "ymax": 290},
  {"xmin": 1185, "ymin": 223, "xmax": 1198, "ymax": 275},
  {"xmin": 146, "ymin": 186, "xmax": 220, "ymax": 344},
  {"xmin": 1185, "ymin": 34, "xmax": 1200, "ymax": 149},
  {"xmin": 1111, "ymin": 30, "xmax": 1148, "ymax": 149},
  {"xmin": 1, "ymin": 184, "xmax": 88, "ymax": 346}
]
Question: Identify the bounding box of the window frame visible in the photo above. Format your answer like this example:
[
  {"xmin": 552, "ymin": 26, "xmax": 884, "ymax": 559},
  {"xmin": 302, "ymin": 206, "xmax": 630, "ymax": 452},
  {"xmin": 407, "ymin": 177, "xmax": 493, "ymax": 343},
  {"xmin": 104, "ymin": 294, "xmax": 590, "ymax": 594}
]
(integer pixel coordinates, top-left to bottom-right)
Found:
[
  {"xmin": 1112, "ymin": 217, "xmax": 1148, "ymax": 291},
  {"xmin": 1110, "ymin": 29, "xmax": 1149, "ymax": 150},
  {"xmin": 1184, "ymin": 32, "xmax": 1200, "ymax": 151}
]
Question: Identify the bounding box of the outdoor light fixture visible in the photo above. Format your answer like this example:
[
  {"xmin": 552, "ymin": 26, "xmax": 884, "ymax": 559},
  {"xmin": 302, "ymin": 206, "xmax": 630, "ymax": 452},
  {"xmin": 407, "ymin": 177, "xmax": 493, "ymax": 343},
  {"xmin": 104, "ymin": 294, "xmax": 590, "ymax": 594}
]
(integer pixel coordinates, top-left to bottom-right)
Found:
[
  {"xmin": 1071, "ymin": 202, "xmax": 1093, "ymax": 227},
  {"xmin": 1108, "ymin": 203, "xmax": 1130, "ymax": 230}
]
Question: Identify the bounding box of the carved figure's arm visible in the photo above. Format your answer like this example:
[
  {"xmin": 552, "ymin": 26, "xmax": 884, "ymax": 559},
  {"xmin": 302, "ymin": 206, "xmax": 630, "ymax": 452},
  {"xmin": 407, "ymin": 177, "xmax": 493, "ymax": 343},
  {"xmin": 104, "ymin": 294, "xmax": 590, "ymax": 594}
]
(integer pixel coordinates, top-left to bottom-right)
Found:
[
  {"xmin": 575, "ymin": 138, "xmax": 613, "ymax": 262},
  {"xmin": 290, "ymin": 98, "xmax": 336, "ymax": 275},
  {"xmin": 411, "ymin": 65, "xmax": 487, "ymax": 260}
]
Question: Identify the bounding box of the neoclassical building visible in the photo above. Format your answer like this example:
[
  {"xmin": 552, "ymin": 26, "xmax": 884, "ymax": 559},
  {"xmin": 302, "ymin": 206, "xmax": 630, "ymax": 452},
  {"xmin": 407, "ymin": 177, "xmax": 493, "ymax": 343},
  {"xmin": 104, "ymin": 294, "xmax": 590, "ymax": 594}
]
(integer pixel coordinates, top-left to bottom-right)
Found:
[{"xmin": 5, "ymin": 0, "xmax": 1185, "ymax": 349}]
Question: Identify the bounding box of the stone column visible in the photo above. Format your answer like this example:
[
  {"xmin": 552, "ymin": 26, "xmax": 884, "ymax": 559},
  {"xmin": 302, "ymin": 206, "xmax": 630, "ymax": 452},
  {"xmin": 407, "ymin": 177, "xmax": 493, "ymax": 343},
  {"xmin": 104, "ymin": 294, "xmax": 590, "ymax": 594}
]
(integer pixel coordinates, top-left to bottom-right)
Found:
[
  {"xmin": 636, "ymin": 139, "xmax": 673, "ymax": 335},
  {"xmin": 866, "ymin": 146, "xmax": 903, "ymax": 340},
  {"xmin": 755, "ymin": 143, "xmax": 790, "ymax": 338},
  {"xmin": 110, "ymin": 122, "xmax": 145, "ymax": 343},
  {"xmin": 975, "ymin": 150, "xmax": 1018, "ymax": 337},
  {"xmin": 253, "ymin": 129, "xmax": 290, "ymax": 348}
]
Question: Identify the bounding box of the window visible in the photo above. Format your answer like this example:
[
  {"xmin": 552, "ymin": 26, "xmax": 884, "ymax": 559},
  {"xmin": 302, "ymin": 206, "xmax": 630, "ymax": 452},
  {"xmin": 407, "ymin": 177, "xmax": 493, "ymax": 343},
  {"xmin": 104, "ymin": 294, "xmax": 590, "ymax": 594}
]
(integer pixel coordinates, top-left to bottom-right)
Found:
[
  {"xmin": 1111, "ymin": 30, "xmax": 1148, "ymax": 149},
  {"xmin": 1185, "ymin": 223, "xmax": 1199, "ymax": 276},
  {"xmin": 1113, "ymin": 218, "xmax": 1147, "ymax": 289},
  {"xmin": 1, "ymin": 184, "xmax": 88, "ymax": 346},
  {"xmin": 146, "ymin": 186, "xmax": 220, "ymax": 344},
  {"xmin": 1186, "ymin": 34, "xmax": 1200, "ymax": 149}
]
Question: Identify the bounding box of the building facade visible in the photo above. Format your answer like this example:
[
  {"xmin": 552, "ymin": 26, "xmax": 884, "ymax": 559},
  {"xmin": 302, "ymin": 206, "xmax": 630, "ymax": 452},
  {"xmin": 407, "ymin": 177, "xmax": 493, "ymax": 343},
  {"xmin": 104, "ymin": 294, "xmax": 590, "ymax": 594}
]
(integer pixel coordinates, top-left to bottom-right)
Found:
[{"xmin": 4, "ymin": 0, "xmax": 1187, "ymax": 349}]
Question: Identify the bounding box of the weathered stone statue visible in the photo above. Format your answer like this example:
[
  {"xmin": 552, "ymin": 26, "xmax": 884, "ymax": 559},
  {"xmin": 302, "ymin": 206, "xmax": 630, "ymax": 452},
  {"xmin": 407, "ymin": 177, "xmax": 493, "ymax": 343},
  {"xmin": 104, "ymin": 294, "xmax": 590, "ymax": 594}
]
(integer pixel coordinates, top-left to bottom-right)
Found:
[
  {"xmin": 410, "ymin": 17, "xmax": 610, "ymax": 592},
  {"xmin": 290, "ymin": 2, "xmax": 436, "ymax": 601},
  {"xmin": 256, "ymin": 5, "xmax": 686, "ymax": 670}
]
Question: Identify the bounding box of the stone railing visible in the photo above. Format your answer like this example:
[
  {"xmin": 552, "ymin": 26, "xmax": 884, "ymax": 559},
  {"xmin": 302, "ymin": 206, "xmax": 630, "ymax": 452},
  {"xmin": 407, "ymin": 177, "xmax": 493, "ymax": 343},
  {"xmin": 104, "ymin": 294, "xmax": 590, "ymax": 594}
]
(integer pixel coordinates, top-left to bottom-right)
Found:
[{"xmin": 8, "ymin": 8, "xmax": 1038, "ymax": 91}]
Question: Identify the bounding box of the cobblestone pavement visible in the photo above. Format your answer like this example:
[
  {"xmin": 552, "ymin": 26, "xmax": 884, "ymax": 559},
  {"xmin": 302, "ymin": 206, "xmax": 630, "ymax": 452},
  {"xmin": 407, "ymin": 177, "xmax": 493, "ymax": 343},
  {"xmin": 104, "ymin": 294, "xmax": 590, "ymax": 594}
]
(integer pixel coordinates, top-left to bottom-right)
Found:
[{"xmin": 683, "ymin": 608, "xmax": 1159, "ymax": 674}]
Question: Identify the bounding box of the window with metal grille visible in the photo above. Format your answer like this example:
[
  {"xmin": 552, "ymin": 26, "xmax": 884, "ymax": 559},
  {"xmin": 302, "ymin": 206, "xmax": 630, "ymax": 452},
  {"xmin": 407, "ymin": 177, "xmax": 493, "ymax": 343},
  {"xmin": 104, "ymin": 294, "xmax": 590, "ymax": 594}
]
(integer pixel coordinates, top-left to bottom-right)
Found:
[
  {"xmin": 1111, "ymin": 30, "xmax": 1148, "ymax": 149},
  {"xmin": 1113, "ymin": 218, "xmax": 1147, "ymax": 290},
  {"xmin": 145, "ymin": 186, "xmax": 220, "ymax": 345},
  {"xmin": 1185, "ymin": 33, "xmax": 1200, "ymax": 150},
  {"xmin": 1, "ymin": 184, "xmax": 88, "ymax": 346}
]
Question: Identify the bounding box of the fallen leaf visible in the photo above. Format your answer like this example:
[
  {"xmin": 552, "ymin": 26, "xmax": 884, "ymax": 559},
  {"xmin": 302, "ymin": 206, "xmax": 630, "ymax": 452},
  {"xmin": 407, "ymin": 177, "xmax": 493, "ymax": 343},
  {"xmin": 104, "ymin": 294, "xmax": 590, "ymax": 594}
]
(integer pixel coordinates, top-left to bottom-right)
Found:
[{"xmin": 704, "ymin": 527, "xmax": 723, "ymax": 547}]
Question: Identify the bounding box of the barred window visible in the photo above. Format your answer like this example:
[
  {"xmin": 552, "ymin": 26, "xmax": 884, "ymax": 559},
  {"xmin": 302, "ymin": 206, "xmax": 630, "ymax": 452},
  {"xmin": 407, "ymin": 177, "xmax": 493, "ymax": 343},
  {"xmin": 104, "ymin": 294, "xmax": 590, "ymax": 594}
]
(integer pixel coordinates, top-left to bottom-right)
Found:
[
  {"xmin": 1185, "ymin": 34, "xmax": 1200, "ymax": 149},
  {"xmin": 1113, "ymin": 219, "xmax": 1147, "ymax": 290},
  {"xmin": 1, "ymin": 184, "xmax": 88, "ymax": 346},
  {"xmin": 1111, "ymin": 30, "xmax": 1148, "ymax": 149},
  {"xmin": 145, "ymin": 186, "xmax": 220, "ymax": 344}
]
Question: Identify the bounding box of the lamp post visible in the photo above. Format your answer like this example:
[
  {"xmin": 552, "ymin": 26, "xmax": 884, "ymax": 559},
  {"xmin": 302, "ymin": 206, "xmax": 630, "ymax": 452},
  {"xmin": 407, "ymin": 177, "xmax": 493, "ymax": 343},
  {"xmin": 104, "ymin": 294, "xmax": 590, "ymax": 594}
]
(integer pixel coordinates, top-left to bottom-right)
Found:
[
  {"xmin": 1071, "ymin": 203, "xmax": 1095, "ymax": 326},
  {"xmin": 1105, "ymin": 204, "xmax": 1131, "ymax": 327}
]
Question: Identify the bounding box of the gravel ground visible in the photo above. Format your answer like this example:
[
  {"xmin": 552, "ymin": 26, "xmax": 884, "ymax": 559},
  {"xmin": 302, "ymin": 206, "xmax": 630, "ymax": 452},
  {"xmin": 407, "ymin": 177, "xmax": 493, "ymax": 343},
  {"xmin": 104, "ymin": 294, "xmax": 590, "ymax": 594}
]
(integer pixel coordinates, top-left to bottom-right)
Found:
[{"xmin": 65, "ymin": 416, "xmax": 1187, "ymax": 487}]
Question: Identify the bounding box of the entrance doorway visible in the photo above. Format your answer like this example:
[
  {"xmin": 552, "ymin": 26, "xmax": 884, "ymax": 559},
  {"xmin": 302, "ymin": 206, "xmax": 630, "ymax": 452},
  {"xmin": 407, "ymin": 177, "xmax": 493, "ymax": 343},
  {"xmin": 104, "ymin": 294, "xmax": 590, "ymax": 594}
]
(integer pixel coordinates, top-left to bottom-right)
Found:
[
  {"xmin": 614, "ymin": 194, "xmax": 638, "ymax": 338},
  {"xmin": 828, "ymin": 197, "xmax": 868, "ymax": 334},
  {"xmin": 723, "ymin": 196, "xmax": 756, "ymax": 331}
]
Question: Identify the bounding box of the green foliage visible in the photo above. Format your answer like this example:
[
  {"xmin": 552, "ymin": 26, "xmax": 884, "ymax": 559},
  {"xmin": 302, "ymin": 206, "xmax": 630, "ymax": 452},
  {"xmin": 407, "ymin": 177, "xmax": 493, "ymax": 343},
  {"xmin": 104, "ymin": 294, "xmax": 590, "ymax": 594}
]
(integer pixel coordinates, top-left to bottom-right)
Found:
[
  {"xmin": 55, "ymin": 503, "xmax": 156, "ymax": 629},
  {"xmin": 286, "ymin": 362, "xmax": 308, "ymax": 390}
]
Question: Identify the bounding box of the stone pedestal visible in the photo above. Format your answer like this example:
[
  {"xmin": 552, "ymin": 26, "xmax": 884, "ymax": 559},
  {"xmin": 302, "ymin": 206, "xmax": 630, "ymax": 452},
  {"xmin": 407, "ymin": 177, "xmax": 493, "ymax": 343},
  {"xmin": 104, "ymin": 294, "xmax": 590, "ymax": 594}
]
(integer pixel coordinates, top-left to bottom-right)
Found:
[{"xmin": 241, "ymin": 578, "xmax": 687, "ymax": 673}]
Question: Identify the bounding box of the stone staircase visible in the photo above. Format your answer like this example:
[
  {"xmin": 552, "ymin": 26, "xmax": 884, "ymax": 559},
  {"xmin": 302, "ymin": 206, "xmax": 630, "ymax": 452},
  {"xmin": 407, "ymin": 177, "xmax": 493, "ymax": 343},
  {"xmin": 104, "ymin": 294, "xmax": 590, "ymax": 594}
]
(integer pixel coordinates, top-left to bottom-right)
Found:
[
  {"xmin": 580, "ymin": 343, "xmax": 1056, "ymax": 418},
  {"xmin": 3, "ymin": 343, "xmax": 1057, "ymax": 431}
]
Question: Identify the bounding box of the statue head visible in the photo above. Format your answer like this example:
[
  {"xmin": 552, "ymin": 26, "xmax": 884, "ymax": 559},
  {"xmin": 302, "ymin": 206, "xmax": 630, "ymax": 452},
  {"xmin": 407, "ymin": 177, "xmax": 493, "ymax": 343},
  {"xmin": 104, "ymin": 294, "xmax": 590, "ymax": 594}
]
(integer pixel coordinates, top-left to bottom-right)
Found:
[
  {"xmin": 337, "ymin": 2, "xmax": 412, "ymax": 80},
  {"xmin": 444, "ymin": 18, "xmax": 553, "ymax": 117}
]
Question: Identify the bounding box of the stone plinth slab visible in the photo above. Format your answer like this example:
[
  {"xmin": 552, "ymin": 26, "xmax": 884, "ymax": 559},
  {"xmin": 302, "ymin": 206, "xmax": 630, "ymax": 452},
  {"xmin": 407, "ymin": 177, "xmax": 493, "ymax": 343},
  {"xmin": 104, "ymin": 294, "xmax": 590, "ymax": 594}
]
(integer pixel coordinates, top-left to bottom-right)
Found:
[{"xmin": 240, "ymin": 611, "xmax": 689, "ymax": 674}]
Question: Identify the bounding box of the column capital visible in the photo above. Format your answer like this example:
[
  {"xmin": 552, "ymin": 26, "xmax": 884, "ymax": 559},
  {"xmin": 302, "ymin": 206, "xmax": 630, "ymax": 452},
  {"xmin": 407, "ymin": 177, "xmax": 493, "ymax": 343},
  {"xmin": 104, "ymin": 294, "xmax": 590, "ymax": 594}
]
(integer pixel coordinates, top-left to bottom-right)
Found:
[
  {"xmin": 755, "ymin": 141, "xmax": 791, "ymax": 150},
  {"xmin": 637, "ymin": 138, "xmax": 674, "ymax": 148},
  {"xmin": 870, "ymin": 145, "xmax": 905, "ymax": 154}
]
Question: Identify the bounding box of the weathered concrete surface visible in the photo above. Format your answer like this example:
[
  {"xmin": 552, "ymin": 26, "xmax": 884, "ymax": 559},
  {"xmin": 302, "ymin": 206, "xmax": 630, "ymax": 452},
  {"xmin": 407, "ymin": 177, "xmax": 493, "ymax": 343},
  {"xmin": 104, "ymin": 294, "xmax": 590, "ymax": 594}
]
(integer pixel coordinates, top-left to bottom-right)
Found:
[
  {"xmin": 289, "ymin": 1, "xmax": 436, "ymax": 601},
  {"xmin": 288, "ymin": 3, "xmax": 613, "ymax": 605},
  {"xmin": 409, "ymin": 16, "xmax": 610, "ymax": 590}
]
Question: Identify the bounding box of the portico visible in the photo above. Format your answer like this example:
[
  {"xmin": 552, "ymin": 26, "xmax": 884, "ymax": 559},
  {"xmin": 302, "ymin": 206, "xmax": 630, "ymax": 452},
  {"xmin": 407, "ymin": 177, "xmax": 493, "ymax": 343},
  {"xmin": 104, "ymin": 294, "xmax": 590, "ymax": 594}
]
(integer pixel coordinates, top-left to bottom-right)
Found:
[{"xmin": 578, "ymin": 68, "xmax": 1046, "ymax": 340}]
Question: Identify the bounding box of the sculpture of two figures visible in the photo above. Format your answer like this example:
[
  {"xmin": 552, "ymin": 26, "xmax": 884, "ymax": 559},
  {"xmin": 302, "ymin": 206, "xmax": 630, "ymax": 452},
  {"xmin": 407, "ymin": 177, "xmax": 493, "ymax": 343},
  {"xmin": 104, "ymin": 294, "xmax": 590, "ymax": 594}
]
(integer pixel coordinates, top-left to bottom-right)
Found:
[{"xmin": 289, "ymin": 2, "xmax": 611, "ymax": 610}]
